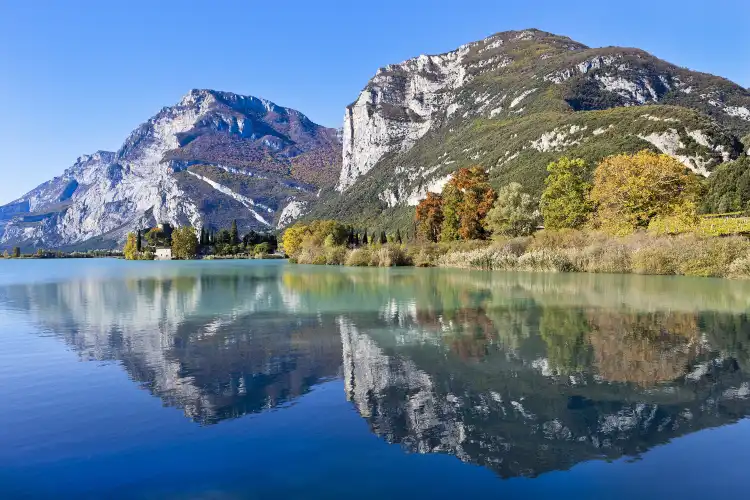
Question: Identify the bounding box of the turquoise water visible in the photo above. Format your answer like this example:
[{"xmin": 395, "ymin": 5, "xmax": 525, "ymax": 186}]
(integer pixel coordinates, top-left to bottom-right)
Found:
[{"xmin": 1, "ymin": 259, "xmax": 750, "ymax": 499}]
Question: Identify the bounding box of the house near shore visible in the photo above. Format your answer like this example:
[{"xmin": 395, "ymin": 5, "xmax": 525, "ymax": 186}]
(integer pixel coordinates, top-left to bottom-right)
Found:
[{"xmin": 155, "ymin": 247, "xmax": 172, "ymax": 260}]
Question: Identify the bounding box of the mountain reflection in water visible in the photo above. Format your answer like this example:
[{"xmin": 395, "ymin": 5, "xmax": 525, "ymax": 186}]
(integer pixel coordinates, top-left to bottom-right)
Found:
[{"xmin": 2, "ymin": 262, "xmax": 750, "ymax": 478}]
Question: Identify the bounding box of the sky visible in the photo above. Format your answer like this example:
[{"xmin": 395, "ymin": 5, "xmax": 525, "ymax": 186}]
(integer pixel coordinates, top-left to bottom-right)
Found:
[{"xmin": 0, "ymin": 0, "xmax": 748, "ymax": 204}]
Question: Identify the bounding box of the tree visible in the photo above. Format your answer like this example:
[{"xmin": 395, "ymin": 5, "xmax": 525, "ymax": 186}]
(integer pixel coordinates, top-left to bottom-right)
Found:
[
  {"xmin": 415, "ymin": 192, "xmax": 444, "ymax": 242},
  {"xmin": 590, "ymin": 150, "xmax": 702, "ymax": 235},
  {"xmin": 136, "ymin": 229, "xmax": 142, "ymax": 252},
  {"xmin": 171, "ymin": 227, "xmax": 198, "ymax": 260},
  {"xmin": 362, "ymin": 230, "xmax": 368, "ymax": 245},
  {"xmin": 124, "ymin": 232, "xmax": 139, "ymax": 260},
  {"xmin": 486, "ymin": 183, "xmax": 541, "ymax": 237},
  {"xmin": 395, "ymin": 228, "xmax": 403, "ymax": 244},
  {"xmin": 702, "ymin": 156, "xmax": 750, "ymax": 214},
  {"xmin": 379, "ymin": 231, "xmax": 387, "ymax": 245},
  {"xmin": 439, "ymin": 167, "xmax": 496, "ymax": 241},
  {"xmin": 12, "ymin": 247, "xmax": 20, "ymax": 258},
  {"xmin": 145, "ymin": 227, "xmax": 165, "ymax": 249},
  {"xmin": 254, "ymin": 242, "xmax": 271, "ymax": 255},
  {"xmin": 540, "ymin": 157, "xmax": 593, "ymax": 229},
  {"xmin": 230, "ymin": 220, "xmax": 240, "ymax": 245}
]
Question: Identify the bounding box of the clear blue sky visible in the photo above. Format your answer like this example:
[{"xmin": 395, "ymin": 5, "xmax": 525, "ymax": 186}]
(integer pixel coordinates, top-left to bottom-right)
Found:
[{"xmin": 1, "ymin": 0, "xmax": 748, "ymax": 204}]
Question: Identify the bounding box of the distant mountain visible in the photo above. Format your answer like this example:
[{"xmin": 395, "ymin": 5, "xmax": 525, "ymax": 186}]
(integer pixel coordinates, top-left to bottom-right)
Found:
[
  {"xmin": 4, "ymin": 29, "xmax": 750, "ymax": 249},
  {"xmin": 311, "ymin": 29, "xmax": 750, "ymax": 230},
  {"xmin": 0, "ymin": 89, "xmax": 341, "ymax": 250}
]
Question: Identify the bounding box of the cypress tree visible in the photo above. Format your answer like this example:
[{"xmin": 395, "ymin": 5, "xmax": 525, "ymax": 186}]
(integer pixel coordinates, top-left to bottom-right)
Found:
[
  {"xmin": 362, "ymin": 230, "xmax": 368, "ymax": 245},
  {"xmin": 354, "ymin": 231, "xmax": 360, "ymax": 246},
  {"xmin": 230, "ymin": 220, "xmax": 239, "ymax": 245},
  {"xmin": 380, "ymin": 230, "xmax": 387, "ymax": 245},
  {"xmin": 396, "ymin": 228, "xmax": 402, "ymax": 244},
  {"xmin": 136, "ymin": 229, "xmax": 142, "ymax": 252}
]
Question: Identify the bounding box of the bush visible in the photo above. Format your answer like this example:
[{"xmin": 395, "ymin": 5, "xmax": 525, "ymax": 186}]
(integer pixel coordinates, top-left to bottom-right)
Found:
[
  {"xmin": 632, "ymin": 245, "xmax": 678, "ymax": 275},
  {"xmin": 345, "ymin": 248, "xmax": 372, "ymax": 267},
  {"xmin": 375, "ymin": 245, "xmax": 411, "ymax": 267},
  {"xmin": 325, "ymin": 246, "xmax": 348, "ymax": 265},
  {"xmin": 517, "ymin": 250, "xmax": 575, "ymax": 272},
  {"xmin": 528, "ymin": 229, "xmax": 592, "ymax": 251},
  {"xmin": 728, "ymin": 256, "xmax": 750, "ymax": 279}
]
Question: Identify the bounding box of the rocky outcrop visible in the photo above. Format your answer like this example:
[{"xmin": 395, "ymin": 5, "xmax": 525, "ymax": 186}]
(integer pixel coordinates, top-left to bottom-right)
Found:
[
  {"xmin": 0, "ymin": 89, "xmax": 341, "ymax": 250},
  {"xmin": 322, "ymin": 29, "xmax": 750, "ymax": 225}
]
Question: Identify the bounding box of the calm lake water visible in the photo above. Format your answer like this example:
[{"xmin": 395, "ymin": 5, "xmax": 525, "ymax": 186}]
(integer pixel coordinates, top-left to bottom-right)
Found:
[{"xmin": 1, "ymin": 259, "xmax": 750, "ymax": 499}]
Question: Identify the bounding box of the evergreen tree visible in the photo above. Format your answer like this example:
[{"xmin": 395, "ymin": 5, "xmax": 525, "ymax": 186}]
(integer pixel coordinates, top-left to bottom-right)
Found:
[
  {"xmin": 362, "ymin": 230, "xmax": 368, "ymax": 245},
  {"xmin": 12, "ymin": 247, "xmax": 20, "ymax": 258},
  {"xmin": 395, "ymin": 228, "xmax": 402, "ymax": 244},
  {"xmin": 230, "ymin": 220, "xmax": 239, "ymax": 245},
  {"xmin": 380, "ymin": 230, "xmax": 387, "ymax": 244},
  {"xmin": 136, "ymin": 229, "xmax": 142, "ymax": 252},
  {"xmin": 354, "ymin": 231, "xmax": 360, "ymax": 246}
]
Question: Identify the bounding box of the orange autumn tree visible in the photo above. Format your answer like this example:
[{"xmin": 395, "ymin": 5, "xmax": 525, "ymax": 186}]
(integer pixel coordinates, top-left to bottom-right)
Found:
[
  {"xmin": 415, "ymin": 192, "xmax": 444, "ymax": 242},
  {"xmin": 442, "ymin": 166, "xmax": 497, "ymax": 240},
  {"xmin": 415, "ymin": 166, "xmax": 497, "ymax": 241}
]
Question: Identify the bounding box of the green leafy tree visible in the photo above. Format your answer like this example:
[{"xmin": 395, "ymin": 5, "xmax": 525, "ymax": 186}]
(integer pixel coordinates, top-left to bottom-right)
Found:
[
  {"xmin": 540, "ymin": 157, "xmax": 593, "ymax": 229},
  {"xmin": 486, "ymin": 183, "xmax": 541, "ymax": 237},
  {"xmin": 702, "ymin": 156, "xmax": 750, "ymax": 214},
  {"xmin": 171, "ymin": 227, "xmax": 198, "ymax": 260},
  {"xmin": 254, "ymin": 242, "xmax": 271, "ymax": 255},
  {"xmin": 2, "ymin": 250, "xmax": 8, "ymax": 258}
]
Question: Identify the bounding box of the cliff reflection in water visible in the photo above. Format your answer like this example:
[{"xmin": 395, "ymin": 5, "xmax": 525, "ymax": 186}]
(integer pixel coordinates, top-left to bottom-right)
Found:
[{"xmin": 3, "ymin": 263, "xmax": 750, "ymax": 477}]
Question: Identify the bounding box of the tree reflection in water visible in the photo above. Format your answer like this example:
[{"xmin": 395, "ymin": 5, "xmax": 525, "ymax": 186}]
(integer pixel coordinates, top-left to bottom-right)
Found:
[{"xmin": 3, "ymin": 262, "xmax": 750, "ymax": 477}]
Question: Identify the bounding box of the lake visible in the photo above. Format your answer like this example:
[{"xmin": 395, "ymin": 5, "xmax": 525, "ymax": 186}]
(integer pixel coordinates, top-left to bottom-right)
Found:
[{"xmin": 1, "ymin": 259, "xmax": 749, "ymax": 499}]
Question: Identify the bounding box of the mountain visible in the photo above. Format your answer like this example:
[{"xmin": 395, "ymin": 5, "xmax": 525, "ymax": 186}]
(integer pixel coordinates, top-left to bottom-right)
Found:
[
  {"xmin": 311, "ymin": 29, "xmax": 750, "ymax": 230},
  {"xmin": 0, "ymin": 89, "xmax": 341, "ymax": 250},
  {"xmin": 4, "ymin": 29, "xmax": 750, "ymax": 249}
]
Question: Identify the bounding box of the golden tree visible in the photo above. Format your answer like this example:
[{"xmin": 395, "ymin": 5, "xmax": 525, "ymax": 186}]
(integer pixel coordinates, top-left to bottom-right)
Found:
[
  {"xmin": 123, "ymin": 232, "xmax": 139, "ymax": 260},
  {"xmin": 590, "ymin": 150, "xmax": 702, "ymax": 235}
]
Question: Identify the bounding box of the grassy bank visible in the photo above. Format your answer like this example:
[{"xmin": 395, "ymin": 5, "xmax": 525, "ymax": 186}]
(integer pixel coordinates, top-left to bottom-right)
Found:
[{"xmin": 290, "ymin": 230, "xmax": 750, "ymax": 279}]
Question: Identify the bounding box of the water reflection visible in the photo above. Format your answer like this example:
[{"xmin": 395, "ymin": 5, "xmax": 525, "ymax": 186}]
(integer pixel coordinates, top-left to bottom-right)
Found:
[{"xmin": 2, "ymin": 262, "xmax": 750, "ymax": 477}]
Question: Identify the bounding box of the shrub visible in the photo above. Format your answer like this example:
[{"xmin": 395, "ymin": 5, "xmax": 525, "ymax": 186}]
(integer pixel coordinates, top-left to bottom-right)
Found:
[
  {"xmin": 345, "ymin": 248, "xmax": 372, "ymax": 267},
  {"xmin": 325, "ymin": 246, "xmax": 347, "ymax": 265},
  {"xmin": 632, "ymin": 245, "xmax": 678, "ymax": 275},
  {"xmin": 728, "ymin": 256, "xmax": 750, "ymax": 279},
  {"xmin": 528, "ymin": 229, "xmax": 592, "ymax": 251},
  {"xmin": 517, "ymin": 250, "xmax": 575, "ymax": 272},
  {"xmin": 375, "ymin": 245, "xmax": 411, "ymax": 267}
]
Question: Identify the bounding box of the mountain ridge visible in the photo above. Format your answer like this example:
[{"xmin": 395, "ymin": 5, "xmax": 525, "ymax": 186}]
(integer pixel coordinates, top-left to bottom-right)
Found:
[
  {"xmin": 3, "ymin": 29, "xmax": 750, "ymax": 249},
  {"xmin": 0, "ymin": 89, "xmax": 341, "ymax": 250}
]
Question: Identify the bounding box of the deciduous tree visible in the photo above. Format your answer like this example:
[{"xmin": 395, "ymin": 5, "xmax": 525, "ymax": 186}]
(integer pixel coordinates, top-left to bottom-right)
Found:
[
  {"xmin": 486, "ymin": 183, "xmax": 541, "ymax": 237},
  {"xmin": 590, "ymin": 151, "xmax": 702, "ymax": 235},
  {"xmin": 540, "ymin": 157, "xmax": 593, "ymax": 229},
  {"xmin": 415, "ymin": 192, "xmax": 444, "ymax": 242},
  {"xmin": 171, "ymin": 226, "xmax": 198, "ymax": 260}
]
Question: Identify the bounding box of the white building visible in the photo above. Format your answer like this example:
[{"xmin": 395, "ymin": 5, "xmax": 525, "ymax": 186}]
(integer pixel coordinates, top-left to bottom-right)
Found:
[{"xmin": 155, "ymin": 247, "xmax": 172, "ymax": 260}]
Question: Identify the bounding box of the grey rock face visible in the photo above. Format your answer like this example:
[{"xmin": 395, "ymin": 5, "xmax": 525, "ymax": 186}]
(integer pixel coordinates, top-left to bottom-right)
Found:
[{"xmin": 1, "ymin": 89, "xmax": 341, "ymax": 250}]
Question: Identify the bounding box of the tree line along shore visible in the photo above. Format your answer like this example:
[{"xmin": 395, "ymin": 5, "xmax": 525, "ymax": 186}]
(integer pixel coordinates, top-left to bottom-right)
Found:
[{"xmin": 281, "ymin": 150, "xmax": 750, "ymax": 279}]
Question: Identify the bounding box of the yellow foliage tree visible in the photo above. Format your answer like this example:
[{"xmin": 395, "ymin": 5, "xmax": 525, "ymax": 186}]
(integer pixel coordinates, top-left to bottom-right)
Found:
[
  {"xmin": 123, "ymin": 232, "xmax": 139, "ymax": 260},
  {"xmin": 590, "ymin": 150, "xmax": 702, "ymax": 235}
]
